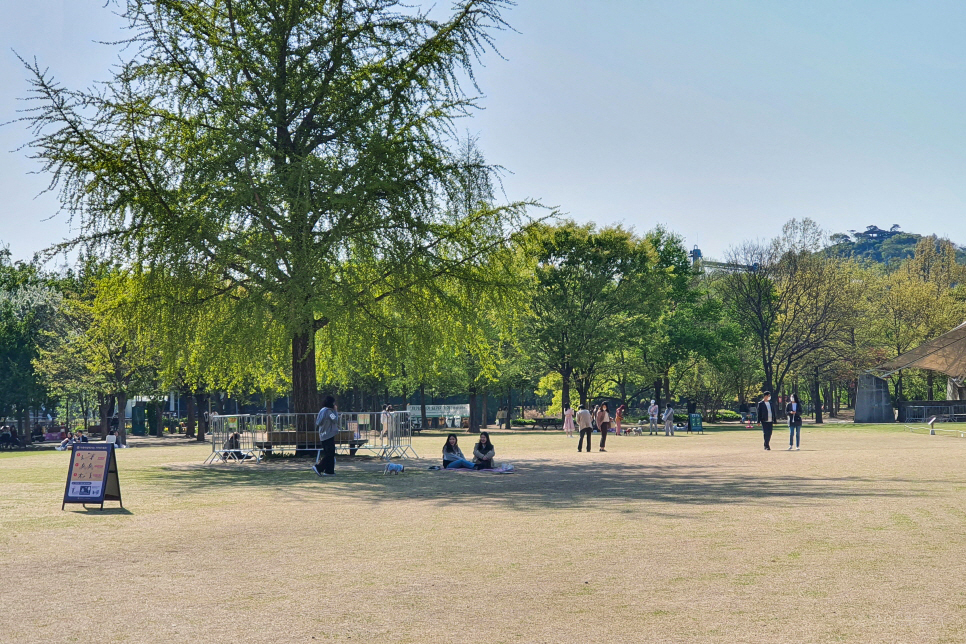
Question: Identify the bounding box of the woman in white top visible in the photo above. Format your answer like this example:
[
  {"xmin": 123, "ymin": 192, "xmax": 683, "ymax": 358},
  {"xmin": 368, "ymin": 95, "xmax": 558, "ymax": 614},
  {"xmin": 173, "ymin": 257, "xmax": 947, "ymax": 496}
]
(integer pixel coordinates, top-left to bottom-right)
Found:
[{"xmin": 562, "ymin": 406, "xmax": 575, "ymax": 438}]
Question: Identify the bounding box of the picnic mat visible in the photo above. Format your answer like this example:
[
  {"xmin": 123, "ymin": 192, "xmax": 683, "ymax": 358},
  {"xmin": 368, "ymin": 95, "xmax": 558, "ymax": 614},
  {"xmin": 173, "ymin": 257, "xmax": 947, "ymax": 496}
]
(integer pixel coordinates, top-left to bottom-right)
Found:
[{"xmin": 443, "ymin": 464, "xmax": 516, "ymax": 473}]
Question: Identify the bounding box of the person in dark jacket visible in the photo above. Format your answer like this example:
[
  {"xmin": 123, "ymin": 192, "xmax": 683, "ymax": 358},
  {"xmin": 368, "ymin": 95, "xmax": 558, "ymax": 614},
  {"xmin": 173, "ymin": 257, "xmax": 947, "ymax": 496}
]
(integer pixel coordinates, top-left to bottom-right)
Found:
[
  {"xmin": 313, "ymin": 395, "xmax": 340, "ymax": 477},
  {"xmin": 786, "ymin": 394, "xmax": 803, "ymax": 450},
  {"xmin": 757, "ymin": 392, "xmax": 775, "ymax": 451}
]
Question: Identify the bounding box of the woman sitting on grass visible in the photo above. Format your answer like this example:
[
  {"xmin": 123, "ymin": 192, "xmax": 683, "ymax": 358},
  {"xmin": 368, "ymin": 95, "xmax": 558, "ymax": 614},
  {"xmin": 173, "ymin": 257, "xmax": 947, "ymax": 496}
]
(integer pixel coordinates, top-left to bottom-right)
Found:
[
  {"xmin": 473, "ymin": 432, "xmax": 495, "ymax": 470},
  {"xmin": 442, "ymin": 434, "xmax": 475, "ymax": 469}
]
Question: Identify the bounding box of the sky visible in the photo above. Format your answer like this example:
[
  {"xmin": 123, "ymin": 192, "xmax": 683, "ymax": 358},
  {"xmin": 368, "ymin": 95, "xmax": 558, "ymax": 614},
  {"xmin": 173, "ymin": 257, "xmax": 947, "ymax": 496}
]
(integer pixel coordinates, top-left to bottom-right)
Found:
[{"xmin": 1, "ymin": 0, "xmax": 964, "ymax": 263}]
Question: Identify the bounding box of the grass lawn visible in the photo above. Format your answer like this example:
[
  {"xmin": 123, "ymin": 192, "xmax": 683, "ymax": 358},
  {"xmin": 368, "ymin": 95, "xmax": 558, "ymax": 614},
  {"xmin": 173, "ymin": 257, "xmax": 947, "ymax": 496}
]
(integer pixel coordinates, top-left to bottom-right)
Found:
[{"xmin": 4, "ymin": 422, "xmax": 966, "ymax": 643}]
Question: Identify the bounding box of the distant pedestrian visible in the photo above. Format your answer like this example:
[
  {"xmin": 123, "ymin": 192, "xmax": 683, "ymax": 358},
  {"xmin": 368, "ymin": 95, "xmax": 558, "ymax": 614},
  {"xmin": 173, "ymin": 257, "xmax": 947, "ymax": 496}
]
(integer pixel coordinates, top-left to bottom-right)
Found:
[
  {"xmin": 738, "ymin": 401, "xmax": 749, "ymax": 423},
  {"xmin": 496, "ymin": 406, "xmax": 506, "ymax": 429},
  {"xmin": 576, "ymin": 404, "xmax": 594, "ymax": 452},
  {"xmin": 313, "ymin": 395, "xmax": 340, "ymax": 477},
  {"xmin": 757, "ymin": 391, "xmax": 775, "ymax": 451},
  {"xmin": 786, "ymin": 394, "xmax": 802, "ymax": 450},
  {"xmin": 615, "ymin": 404, "xmax": 627, "ymax": 435},
  {"xmin": 663, "ymin": 403, "xmax": 675, "ymax": 436},
  {"xmin": 648, "ymin": 400, "xmax": 660, "ymax": 435},
  {"xmin": 563, "ymin": 406, "xmax": 575, "ymax": 438},
  {"xmin": 596, "ymin": 403, "xmax": 610, "ymax": 452}
]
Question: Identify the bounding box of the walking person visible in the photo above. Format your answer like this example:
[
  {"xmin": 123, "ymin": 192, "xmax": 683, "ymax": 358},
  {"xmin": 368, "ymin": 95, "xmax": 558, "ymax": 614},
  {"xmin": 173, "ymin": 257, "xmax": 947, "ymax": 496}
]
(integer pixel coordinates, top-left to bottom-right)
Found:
[
  {"xmin": 596, "ymin": 402, "xmax": 611, "ymax": 452},
  {"xmin": 663, "ymin": 403, "xmax": 675, "ymax": 436},
  {"xmin": 496, "ymin": 406, "xmax": 506, "ymax": 430},
  {"xmin": 576, "ymin": 404, "xmax": 594, "ymax": 453},
  {"xmin": 648, "ymin": 400, "xmax": 660, "ymax": 435},
  {"xmin": 757, "ymin": 391, "xmax": 775, "ymax": 451},
  {"xmin": 563, "ymin": 406, "xmax": 575, "ymax": 438},
  {"xmin": 786, "ymin": 394, "xmax": 802, "ymax": 450},
  {"xmin": 313, "ymin": 395, "xmax": 340, "ymax": 477}
]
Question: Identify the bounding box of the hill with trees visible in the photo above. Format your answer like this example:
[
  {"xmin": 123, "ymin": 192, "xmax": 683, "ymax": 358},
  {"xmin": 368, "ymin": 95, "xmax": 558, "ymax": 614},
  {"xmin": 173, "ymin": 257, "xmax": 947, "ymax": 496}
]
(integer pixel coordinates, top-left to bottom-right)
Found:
[{"xmin": 828, "ymin": 225, "xmax": 966, "ymax": 265}]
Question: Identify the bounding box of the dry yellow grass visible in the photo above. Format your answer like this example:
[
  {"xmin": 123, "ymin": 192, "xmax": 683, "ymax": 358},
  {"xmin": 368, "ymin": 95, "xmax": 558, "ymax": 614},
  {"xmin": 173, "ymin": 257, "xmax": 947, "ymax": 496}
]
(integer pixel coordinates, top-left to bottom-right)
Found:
[{"xmin": 4, "ymin": 423, "xmax": 966, "ymax": 643}]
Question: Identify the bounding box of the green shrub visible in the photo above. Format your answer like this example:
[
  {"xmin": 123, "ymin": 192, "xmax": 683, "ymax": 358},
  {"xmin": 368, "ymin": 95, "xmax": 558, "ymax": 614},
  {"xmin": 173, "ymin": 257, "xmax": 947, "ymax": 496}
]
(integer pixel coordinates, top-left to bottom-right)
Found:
[
  {"xmin": 716, "ymin": 409, "xmax": 741, "ymax": 421},
  {"xmin": 511, "ymin": 418, "xmax": 536, "ymax": 426}
]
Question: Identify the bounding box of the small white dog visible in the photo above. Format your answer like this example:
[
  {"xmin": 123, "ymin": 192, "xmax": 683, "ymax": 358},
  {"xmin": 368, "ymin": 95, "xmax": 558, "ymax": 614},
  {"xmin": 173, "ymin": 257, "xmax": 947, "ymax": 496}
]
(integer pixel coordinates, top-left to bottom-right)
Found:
[{"xmin": 383, "ymin": 462, "xmax": 405, "ymax": 475}]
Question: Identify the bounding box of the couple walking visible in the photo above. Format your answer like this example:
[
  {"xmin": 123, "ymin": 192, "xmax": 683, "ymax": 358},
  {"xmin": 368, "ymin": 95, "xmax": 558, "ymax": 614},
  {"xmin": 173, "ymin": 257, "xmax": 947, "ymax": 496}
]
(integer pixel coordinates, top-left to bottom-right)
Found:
[
  {"xmin": 572, "ymin": 402, "xmax": 611, "ymax": 452},
  {"xmin": 757, "ymin": 391, "xmax": 803, "ymax": 451}
]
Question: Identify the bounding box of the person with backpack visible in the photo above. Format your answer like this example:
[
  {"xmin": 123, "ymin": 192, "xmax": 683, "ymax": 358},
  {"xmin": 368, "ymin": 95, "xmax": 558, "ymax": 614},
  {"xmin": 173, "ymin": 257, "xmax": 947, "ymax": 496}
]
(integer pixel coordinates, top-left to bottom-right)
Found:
[{"xmin": 313, "ymin": 395, "xmax": 340, "ymax": 477}]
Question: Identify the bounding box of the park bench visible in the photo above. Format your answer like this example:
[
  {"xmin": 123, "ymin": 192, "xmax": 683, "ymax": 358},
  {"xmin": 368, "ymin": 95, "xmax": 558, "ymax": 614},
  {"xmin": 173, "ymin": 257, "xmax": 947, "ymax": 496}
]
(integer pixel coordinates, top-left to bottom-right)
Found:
[{"xmin": 532, "ymin": 418, "xmax": 563, "ymax": 430}]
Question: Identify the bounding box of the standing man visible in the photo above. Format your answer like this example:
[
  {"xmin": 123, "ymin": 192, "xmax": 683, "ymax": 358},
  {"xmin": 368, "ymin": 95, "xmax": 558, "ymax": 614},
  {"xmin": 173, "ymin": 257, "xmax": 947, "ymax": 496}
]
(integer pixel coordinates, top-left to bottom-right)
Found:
[
  {"xmin": 663, "ymin": 402, "xmax": 675, "ymax": 436},
  {"xmin": 757, "ymin": 391, "xmax": 774, "ymax": 451},
  {"xmin": 313, "ymin": 395, "xmax": 340, "ymax": 477},
  {"xmin": 648, "ymin": 400, "xmax": 660, "ymax": 435},
  {"xmin": 596, "ymin": 402, "xmax": 610, "ymax": 452},
  {"xmin": 576, "ymin": 404, "xmax": 594, "ymax": 453}
]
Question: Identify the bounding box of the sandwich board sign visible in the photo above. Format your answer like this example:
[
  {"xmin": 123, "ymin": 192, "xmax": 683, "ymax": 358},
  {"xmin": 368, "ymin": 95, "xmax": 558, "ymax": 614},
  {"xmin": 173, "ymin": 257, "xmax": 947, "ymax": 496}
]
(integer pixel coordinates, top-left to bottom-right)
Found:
[
  {"xmin": 689, "ymin": 413, "xmax": 704, "ymax": 434},
  {"xmin": 62, "ymin": 443, "xmax": 123, "ymax": 510}
]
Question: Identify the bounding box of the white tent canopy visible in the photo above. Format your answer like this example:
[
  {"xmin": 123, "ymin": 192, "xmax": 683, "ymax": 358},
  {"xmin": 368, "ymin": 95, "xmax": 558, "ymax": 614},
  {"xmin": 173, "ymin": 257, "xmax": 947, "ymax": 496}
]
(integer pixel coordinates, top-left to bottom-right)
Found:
[{"xmin": 876, "ymin": 321, "xmax": 966, "ymax": 383}]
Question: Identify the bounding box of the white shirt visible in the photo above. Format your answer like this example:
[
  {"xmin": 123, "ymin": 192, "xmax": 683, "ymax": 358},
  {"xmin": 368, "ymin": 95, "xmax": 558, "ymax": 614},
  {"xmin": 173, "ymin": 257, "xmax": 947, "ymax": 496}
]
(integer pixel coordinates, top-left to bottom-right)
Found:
[{"xmin": 762, "ymin": 401, "xmax": 772, "ymax": 422}]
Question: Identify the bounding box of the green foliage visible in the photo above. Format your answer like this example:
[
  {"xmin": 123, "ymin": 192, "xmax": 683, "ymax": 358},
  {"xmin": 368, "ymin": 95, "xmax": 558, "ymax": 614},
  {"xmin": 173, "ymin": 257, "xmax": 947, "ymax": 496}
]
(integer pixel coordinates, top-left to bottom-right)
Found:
[
  {"xmin": 0, "ymin": 247, "xmax": 58, "ymax": 420},
  {"xmin": 827, "ymin": 225, "xmax": 966, "ymax": 266},
  {"xmin": 21, "ymin": 0, "xmax": 530, "ymax": 413}
]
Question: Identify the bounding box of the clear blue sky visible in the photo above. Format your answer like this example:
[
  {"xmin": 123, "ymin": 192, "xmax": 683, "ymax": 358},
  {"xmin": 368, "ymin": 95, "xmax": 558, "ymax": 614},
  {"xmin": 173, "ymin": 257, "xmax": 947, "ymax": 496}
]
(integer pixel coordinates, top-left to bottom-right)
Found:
[{"xmin": 2, "ymin": 0, "xmax": 965, "ymax": 262}]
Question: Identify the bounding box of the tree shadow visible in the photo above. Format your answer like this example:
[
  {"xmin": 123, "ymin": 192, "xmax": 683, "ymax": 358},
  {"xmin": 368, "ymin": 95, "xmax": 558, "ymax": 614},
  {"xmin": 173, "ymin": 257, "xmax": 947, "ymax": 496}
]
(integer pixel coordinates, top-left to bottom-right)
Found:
[{"xmin": 149, "ymin": 457, "xmax": 922, "ymax": 513}]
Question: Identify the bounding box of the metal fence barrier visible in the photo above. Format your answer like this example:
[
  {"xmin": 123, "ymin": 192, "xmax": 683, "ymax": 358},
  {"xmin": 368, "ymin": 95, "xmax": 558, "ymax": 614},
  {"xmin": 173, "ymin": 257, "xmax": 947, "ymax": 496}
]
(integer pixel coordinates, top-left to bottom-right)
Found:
[
  {"xmin": 904, "ymin": 404, "xmax": 966, "ymax": 424},
  {"xmin": 204, "ymin": 411, "xmax": 417, "ymax": 464}
]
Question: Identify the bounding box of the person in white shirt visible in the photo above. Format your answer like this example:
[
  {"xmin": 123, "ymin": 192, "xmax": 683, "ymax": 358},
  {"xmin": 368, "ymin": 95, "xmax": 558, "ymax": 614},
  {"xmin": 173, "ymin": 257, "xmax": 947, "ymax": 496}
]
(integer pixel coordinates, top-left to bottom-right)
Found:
[
  {"xmin": 756, "ymin": 391, "xmax": 775, "ymax": 451},
  {"xmin": 648, "ymin": 400, "xmax": 660, "ymax": 435},
  {"xmin": 662, "ymin": 404, "xmax": 675, "ymax": 436}
]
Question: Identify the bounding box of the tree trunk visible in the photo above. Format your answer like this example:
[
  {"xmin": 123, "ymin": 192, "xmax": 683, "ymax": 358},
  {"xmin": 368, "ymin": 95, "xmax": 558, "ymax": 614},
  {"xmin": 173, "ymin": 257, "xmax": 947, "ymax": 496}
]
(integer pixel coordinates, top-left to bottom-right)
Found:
[
  {"xmin": 468, "ymin": 385, "xmax": 479, "ymax": 434},
  {"xmin": 116, "ymin": 393, "xmax": 128, "ymax": 445},
  {"xmin": 481, "ymin": 390, "xmax": 488, "ymax": 429},
  {"xmin": 812, "ymin": 374, "xmax": 823, "ymax": 424},
  {"xmin": 186, "ymin": 394, "xmax": 196, "ymax": 438},
  {"xmin": 560, "ymin": 364, "xmax": 573, "ymax": 415},
  {"xmin": 927, "ymin": 372, "xmax": 934, "ymax": 401},
  {"xmin": 654, "ymin": 379, "xmax": 663, "ymax": 409},
  {"xmin": 291, "ymin": 330, "xmax": 319, "ymax": 416},
  {"xmin": 420, "ymin": 384, "xmax": 429, "ymax": 432},
  {"xmin": 507, "ymin": 386, "xmax": 513, "ymax": 426},
  {"xmin": 195, "ymin": 394, "xmax": 208, "ymax": 442},
  {"xmin": 663, "ymin": 374, "xmax": 671, "ymax": 406}
]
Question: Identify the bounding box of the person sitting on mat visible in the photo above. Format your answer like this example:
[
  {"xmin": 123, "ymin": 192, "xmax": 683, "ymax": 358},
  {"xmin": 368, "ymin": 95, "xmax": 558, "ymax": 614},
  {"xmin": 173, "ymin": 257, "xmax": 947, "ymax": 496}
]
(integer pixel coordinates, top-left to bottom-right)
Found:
[
  {"xmin": 442, "ymin": 434, "xmax": 475, "ymax": 469},
  {"xmin": 473, "ymin": 431, "xmax": 495, "ymax": 470}
]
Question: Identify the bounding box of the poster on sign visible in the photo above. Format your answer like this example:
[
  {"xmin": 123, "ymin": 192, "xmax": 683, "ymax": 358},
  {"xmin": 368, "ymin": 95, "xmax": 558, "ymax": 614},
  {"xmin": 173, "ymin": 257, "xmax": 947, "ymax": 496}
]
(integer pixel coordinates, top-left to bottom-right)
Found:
[{"xmin": 62, "ymin": 443, "xmax": 123, "ymax": 510}]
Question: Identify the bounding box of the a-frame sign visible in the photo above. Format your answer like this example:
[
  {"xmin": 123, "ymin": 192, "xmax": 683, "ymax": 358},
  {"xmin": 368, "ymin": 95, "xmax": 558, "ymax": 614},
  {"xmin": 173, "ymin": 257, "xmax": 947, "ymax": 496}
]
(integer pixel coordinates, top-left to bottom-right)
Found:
[{"xmin": 62, "ymin": 443, "xmax": 123, "ymax": 510}]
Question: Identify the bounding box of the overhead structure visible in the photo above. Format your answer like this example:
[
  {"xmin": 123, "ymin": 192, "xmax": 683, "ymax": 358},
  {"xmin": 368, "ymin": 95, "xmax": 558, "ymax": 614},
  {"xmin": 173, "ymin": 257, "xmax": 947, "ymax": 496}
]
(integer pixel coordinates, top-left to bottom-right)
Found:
[
  {"xmin": 875, "ymin": 321, "xmax": 966, "ymax": 395},
  {"xmin": 863, "ymin": 321, "xmax": 966, "ymax": 423}
]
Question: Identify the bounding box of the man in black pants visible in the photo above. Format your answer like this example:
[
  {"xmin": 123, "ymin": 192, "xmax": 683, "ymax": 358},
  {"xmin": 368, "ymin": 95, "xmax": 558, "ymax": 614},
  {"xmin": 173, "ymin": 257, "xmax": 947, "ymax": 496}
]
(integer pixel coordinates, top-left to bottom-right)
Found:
[
  {"xmin": 576, "ymin": 405, "xmax": 594, "ymax": 453},
  {"xmin": 757, "ymin": 391, "xmax": 775, "ymax": 451},
  {"xmin": 313, "ymin": 395, "xmax": 340, "ymax": 477}
]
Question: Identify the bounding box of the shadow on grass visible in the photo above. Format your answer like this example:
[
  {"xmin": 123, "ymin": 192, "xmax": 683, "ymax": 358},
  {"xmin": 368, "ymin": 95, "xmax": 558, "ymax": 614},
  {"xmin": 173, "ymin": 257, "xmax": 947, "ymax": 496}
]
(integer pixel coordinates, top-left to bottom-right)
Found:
[
  {"xmin": 63, "ymin": 506, "xmax": 133, "ymax": 515},
  {"xmin": 144, "ymin": 457, "xmax": 922, "ymax": 513}
]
